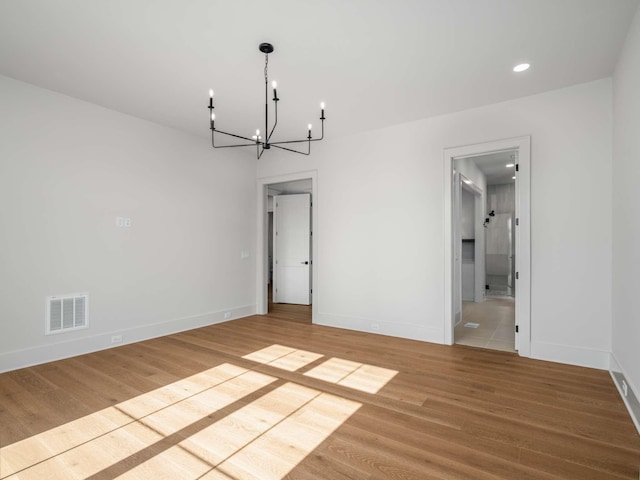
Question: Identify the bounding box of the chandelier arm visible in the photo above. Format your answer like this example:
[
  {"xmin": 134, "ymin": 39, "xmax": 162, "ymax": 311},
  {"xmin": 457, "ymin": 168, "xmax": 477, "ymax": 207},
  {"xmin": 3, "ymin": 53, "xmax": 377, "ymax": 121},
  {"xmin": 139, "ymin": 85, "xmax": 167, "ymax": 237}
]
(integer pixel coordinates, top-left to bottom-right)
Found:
[
  {"xmin": 212, "ymin": 128, "xmax": 258, "ymax": 147},
  {"xmin": 267, "ymin": 99, "xmax": 278, "ymax": 142},
  {"xmin": 271, "ymin": 143, "xmax": 311, "ymax": 156},
  {"xmin": 317, "ymin": 119, "xmax": 325, "ymax": 140},
  {"xmin": 270, "ymin": 118, "xmax": 324, "ymax": 146},
  {"xmin": 312, "ymin": 117, "xmax": 325, "ymax": 141},
  {"xmin": 269, "ymin": 138, "xmax": 320, "ymax": 146},
  {"xmin": 212, "ymin": 143, "xmax": 258, "ymax": 148}
]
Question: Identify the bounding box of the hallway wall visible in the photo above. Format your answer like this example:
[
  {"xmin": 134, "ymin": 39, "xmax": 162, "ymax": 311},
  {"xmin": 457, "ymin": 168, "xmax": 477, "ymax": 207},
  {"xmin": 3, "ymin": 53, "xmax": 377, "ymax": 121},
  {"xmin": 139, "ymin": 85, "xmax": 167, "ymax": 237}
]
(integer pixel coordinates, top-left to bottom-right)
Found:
[{"xmin": 486, "ymin": 183, "xmax": 515, "ymax": 294}]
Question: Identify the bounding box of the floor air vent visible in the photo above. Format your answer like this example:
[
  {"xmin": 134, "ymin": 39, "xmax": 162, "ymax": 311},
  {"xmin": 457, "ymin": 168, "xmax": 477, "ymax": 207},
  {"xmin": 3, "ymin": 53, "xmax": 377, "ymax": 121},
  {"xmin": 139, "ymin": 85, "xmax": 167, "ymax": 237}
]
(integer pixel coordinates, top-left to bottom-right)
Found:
[{"xmin": 46, "ymin": 293, "xmax": 89, "ymax": 334}]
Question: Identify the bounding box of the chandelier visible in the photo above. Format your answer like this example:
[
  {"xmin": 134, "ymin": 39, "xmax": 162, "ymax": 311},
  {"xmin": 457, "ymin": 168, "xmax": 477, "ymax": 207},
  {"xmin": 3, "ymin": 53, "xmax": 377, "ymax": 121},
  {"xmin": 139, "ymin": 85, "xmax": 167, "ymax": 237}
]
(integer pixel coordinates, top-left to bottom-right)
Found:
[{"xmin": 208, "ymin": 43, "xmax": 326, "ymax": 159}]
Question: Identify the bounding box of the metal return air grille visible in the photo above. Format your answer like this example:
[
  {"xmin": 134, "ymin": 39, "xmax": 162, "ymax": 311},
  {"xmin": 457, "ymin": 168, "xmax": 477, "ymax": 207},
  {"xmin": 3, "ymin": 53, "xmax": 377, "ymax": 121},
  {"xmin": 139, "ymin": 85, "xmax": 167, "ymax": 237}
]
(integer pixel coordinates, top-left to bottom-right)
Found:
[{"xmin": 46, "ymin": 293, "xmax": 88, "ymax": 334}]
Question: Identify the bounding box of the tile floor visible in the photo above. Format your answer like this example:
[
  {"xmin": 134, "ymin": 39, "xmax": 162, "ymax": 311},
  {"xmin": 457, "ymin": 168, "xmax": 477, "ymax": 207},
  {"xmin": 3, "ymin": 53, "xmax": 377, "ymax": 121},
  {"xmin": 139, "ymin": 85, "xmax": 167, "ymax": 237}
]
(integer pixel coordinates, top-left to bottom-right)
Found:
[{"xmin": 454, "ymin": 296, "xmax": 516, "ymax": 352}]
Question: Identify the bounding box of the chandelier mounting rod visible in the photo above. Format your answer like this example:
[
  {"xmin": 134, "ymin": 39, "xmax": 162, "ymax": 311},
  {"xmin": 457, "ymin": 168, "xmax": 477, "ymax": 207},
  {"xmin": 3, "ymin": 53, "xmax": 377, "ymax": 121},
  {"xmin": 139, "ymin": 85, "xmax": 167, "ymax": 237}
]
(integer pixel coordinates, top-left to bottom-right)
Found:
[{"xmin": 208, "ymin": 42, "xmax": 326, "ymax": 159}]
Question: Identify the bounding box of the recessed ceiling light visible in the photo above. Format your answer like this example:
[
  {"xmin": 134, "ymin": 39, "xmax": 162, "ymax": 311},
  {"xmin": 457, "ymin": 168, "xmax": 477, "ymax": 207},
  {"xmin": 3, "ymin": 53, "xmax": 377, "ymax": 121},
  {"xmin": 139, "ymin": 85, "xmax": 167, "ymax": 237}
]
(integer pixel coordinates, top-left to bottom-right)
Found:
[
  {"xmin": 512, "ymin": 176, "xmax": 516, "ymax": 180},
  {"xmin": 506, "ymin": 163, "xmax": 515, "ymax": 168},
  {"xmin": 513, "ymin": 63, "xmax": 530, "ymax": 73}
]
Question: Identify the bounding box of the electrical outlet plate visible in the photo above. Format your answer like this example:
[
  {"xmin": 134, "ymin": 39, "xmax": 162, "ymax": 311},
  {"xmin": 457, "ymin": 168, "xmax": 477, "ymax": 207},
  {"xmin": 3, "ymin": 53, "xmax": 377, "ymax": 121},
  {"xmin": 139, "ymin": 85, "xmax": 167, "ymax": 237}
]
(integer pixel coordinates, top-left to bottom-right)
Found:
[
  {"xmin": 623, "ymin": 380, "xmax": 629, "ymax": 397},
  {"xmin": 224, "ymin": 312, "xmax": 232, "ymax": 320},
  {"xmin": 111, "ymin": 335, "xmax": 123, "ymax": 344},
  {"xmin": 116, "ymin": 216, "xmax": 132, "ymax": 228}
]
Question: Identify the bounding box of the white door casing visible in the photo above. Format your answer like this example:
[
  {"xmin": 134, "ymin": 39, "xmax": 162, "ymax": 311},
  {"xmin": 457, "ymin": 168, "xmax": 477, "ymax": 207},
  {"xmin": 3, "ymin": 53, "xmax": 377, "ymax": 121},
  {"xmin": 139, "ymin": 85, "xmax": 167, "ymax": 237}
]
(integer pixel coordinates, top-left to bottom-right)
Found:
[
  {"xmin": 273, "ymin": 193, "xmax": 311, "ymax": 305},
  {"xmin": 443, "ymin": 136, "xmax": 531, "ymax": 357},
  {"xmin": 256, "ymin": 171, "xmax": 317, "ymax": 319}
]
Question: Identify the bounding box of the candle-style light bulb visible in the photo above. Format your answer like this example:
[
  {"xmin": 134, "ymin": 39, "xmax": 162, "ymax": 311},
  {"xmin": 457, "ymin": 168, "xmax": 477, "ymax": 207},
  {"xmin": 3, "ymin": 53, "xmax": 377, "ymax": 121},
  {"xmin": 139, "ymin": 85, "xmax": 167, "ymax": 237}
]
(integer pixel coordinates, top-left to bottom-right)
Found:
[
  {"xmin": 209, "ymin": 89, "xmax": 214, "ymax": 108},
  {"xmin": 308, "ymin": 124, "xmax": 312, "ymax": 130},
  {"xmin": 256, "ymin": 129, "xmax": 260, "ymax": 136},
  {"xmin": 209, "ymin": 89, "xmax": 214, "ymax": 98},
  {"xmin": 211, "ymin": 113, "xmax": 215, "ymax": 121},
  {"xmin": 320, "ymin": 102, "xmax": 325, "ymax": 109},
  {"xmin": 272, "ymin": 81, "xmax": 277, "ymax": 89}
]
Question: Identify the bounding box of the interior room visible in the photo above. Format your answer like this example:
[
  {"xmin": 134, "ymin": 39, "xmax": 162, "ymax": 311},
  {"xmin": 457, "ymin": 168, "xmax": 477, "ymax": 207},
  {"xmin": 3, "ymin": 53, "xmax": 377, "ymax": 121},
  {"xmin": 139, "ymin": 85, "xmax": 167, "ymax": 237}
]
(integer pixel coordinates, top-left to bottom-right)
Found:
[{"xmin": 2, "ymin": 1, "xmax": 640, "ymax": 478}]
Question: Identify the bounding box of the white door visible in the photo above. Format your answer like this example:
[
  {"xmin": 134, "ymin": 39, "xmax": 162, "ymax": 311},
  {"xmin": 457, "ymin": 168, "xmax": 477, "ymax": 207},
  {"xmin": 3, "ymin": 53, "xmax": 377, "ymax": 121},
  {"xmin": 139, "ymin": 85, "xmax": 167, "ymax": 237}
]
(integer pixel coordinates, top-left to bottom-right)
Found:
[{"xmin": 274, "ymin": 194, "xmax": 311, "ymax": 305}]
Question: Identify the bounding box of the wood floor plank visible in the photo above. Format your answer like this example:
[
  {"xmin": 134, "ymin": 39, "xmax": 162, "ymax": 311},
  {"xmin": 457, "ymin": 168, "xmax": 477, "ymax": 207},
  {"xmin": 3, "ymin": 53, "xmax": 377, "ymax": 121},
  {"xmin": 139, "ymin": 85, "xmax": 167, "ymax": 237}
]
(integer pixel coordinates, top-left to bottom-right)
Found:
[{"xmin": 1, "ymin": 306, "xmax": 639, "ymax": 479}]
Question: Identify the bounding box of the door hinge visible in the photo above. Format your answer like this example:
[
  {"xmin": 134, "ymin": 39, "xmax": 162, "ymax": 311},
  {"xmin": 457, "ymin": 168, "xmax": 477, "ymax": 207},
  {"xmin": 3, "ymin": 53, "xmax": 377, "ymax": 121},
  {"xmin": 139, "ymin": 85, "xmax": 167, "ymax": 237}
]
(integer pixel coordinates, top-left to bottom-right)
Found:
[
  {"xmin": 516, "ymin": 164, "xmax": 519, "ymax": 172},
  {"xmin": 516, "ymin": 271, "xmax": 519, "ymax": 280},
  {"xmin": 516, "ymin": 217, "xmax": 519, "ymax": 226},
  {"xmin": 516, "ymin": 325, "xmax": 519, "ymax": 333},
  {"xmin": 310, "ymin": 289, "xmax": 312, "ymax": 293}
]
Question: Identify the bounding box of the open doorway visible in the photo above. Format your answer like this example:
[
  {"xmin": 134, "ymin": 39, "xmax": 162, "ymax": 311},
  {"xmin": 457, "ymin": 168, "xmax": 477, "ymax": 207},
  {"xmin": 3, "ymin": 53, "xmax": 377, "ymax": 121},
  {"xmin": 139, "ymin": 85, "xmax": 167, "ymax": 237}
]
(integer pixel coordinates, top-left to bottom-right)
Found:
[
  {"xmin": 454, "ymin": 151, "xmax": 517, "ymax": 352},
  {"xmin": 257, "ymin": 172, "xmax": 318, "ymax": 324},
  {"xmin": 444, "ymin": 137, "xmax": 531, "ymax": 357}
]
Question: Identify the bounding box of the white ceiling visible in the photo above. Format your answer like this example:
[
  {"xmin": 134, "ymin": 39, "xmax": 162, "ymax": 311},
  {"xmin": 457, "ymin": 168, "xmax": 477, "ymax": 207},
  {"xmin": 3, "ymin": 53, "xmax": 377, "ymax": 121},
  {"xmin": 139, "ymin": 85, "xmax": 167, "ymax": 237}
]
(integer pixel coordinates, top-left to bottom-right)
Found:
[
  {"xmin": 1, "ymin": 0, "xmax": 637, "ymax": 143},
  {"xmin": 472, "ymin": 151, "xmax": 518, "ymax": 185}
]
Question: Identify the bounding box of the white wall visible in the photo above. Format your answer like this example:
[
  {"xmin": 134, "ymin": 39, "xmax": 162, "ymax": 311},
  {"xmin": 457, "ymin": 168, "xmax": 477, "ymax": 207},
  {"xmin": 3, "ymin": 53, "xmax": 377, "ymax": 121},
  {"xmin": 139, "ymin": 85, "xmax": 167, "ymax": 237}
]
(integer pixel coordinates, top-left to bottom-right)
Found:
[
  {"xmin": 455, "ymin": 158, "xmax": 487, "ymax": 307},
  {"xmin": 0, "ymin": 75, "xmax": 257, "ymax": 372},
  {"xmin": 613, "ymin": 6, "xmax": 640, "ymax": 400},
  {"xmin": 460, "ymin": 187, "xmax": 476, "ymax": 240},
  {"xmin": 257, "ymin": 78, "xmax": 612, "ymax": 368}
]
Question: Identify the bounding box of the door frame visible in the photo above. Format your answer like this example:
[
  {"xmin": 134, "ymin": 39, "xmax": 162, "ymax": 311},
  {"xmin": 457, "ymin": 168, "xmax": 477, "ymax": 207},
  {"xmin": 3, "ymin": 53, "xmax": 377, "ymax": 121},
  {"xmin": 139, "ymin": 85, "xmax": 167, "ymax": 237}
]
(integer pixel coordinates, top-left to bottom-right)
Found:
[
  {"xmin": 256, "ymin": 170, "xmax": 318, "ymax": 320},
  {"xmin": 443, "ymin": 136, "xmax": 531, "ymax": 356}
]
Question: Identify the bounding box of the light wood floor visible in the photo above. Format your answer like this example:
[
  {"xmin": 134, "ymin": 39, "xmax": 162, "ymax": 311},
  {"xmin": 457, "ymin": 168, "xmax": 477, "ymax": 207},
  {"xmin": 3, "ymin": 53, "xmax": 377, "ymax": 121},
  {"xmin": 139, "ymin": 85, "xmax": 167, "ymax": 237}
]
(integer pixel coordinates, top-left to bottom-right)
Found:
[{"xmin": 1, "ymin": 307, "xmax": 639, "ymax": 479}]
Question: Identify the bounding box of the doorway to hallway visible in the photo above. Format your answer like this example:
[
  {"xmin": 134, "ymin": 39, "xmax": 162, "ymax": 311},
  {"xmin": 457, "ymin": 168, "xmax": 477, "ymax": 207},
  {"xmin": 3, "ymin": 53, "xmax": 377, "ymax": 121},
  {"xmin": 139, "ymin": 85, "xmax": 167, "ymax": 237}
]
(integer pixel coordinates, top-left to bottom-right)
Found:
[{"xmin": 257, "ymin": 172, "xmax": 317, "ymax": 323}]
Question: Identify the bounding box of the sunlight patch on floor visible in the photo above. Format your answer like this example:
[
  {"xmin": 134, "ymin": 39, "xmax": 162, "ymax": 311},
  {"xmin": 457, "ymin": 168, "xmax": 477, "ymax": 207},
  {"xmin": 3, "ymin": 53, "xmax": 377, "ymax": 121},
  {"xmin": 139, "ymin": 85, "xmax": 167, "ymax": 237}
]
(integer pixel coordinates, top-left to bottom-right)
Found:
[
  {"xmin": 242, "ymin": 344, "xmax": 324, "ymax": 372},
  {"xmin": 210, "ymin": 390, "xmax": 360, "ymax": 479},
  {"xmin": 244, "ymin": 345, "xmax": 399, "ymax": 394},
  {"xmin": 2, "ymin": 345, "xmax": 396, "ymax": 479},
  {"xmin": 118, "ymin": 382, "xmax": 361, "ymax": 479},
  {"xmin": 0, "ymin": 364, "xmax": 274, "ymax": 479},
  {"xmin": 304, "ymin": 357, "xmax": 398, "ymax": 394}
]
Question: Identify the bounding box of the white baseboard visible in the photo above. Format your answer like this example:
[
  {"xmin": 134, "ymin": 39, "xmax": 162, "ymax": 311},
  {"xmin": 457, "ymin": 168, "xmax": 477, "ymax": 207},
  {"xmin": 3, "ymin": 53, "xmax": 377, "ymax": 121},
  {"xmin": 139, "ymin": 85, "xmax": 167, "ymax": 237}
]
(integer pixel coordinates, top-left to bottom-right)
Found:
[
  {"xmin": 610, "ymin": 353, "xmax": 640, "ymax": 435},
  {"xmin": 0, "ymin": 305, "xmax": 256, "ymax": 373},
  {"xmin": 316, "ymin": 312, "xmax": 442, "ymax": 344},
  {"xmin": 530, "ymin": 340, "xmax": 610, "ymax": 370}
]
